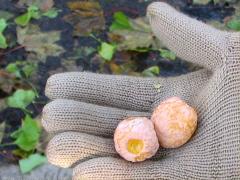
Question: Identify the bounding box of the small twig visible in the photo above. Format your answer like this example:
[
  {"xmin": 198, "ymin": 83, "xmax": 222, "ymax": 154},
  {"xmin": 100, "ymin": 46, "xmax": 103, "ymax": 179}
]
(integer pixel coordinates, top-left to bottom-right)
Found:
[
  {"xmin": 0, "ymin": 45, "xmax": 25, "ymax": 56},
  {"xmin": 0, "ymin": 143, "xmax": 15, "ymax": 147}
]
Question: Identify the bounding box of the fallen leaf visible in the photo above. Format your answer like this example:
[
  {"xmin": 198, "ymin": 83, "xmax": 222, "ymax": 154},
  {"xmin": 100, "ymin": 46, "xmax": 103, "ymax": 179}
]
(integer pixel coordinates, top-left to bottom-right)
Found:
[
  {"xmin": 6, "ymin": 63, "xmax": 21, "ymax": 78},
  {"xmin": 98, "ymin": 42, "xmax": 116, "ymax": 61},
  {"xmin": 110, "ymin": 12, "xmax": 132, "ymax": 31},
  {"xmin": 22, "ymin": 63, "xmax": 37, "ymax": 78},
  {"xmin": 19, "ymin": 153, "xmax": 47, "ymax": 173},
  {"xmin": 17, "ymin": 0, "xmax": 54, "ymax": 11},
  {"xmin": 17, "ymin": 24, "xmax": 64, "ymax": 61},
  {"xmin": 7, "ymin": 89, "xmax": 36, "ymax": 110},
  {"xmin": 107, "ymin": 51, "xmax": 138, "ymax": 75},
  {"xmin": 6, "ymin": 61, "xmax": 37, "ymax": 78},
  {"xmin": 109, "ymin": 61, "xmax": 138, "ymax": 75},
  {"xmin": 11, "ymin": 115, "xmax": 41, "ymax": 151},
  {"xmin": 108, "ymin": 17, "xmax": 163, "ymax": 51},
  {"xmin": 0, "ymin": 70, "xmax": 17, "ymax": 94},
  {"xmin": 0, "ymin": 18, "xmax": 8, "ymax": 49},
  {"xmin": 64, "ymin": 1, "xmax": 105, "ymax": 36},
  {"xmin": 0, "ymin": 70, "xmax": 32, "ymax": 95},
  {"xmin": 15, "ymin": 5, "xmax": 40, "ymax": 26}
]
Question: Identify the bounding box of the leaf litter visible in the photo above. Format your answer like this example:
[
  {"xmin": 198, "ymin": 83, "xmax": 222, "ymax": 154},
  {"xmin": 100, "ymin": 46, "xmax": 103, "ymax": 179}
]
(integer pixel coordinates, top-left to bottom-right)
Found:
[
  {"xmin": 64, "ymin": 1, "xmax": 105, "ymax": 36},
  {"xmin": 17, "ymin": 24, "xmax": 64, "ymax": 61}
]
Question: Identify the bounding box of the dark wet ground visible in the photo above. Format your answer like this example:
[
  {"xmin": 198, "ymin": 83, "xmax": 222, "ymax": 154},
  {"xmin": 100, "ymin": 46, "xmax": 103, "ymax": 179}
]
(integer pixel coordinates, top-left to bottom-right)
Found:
[{"xmin": 0, "ymin": 0, "xmax": 237, "ymax": 162}]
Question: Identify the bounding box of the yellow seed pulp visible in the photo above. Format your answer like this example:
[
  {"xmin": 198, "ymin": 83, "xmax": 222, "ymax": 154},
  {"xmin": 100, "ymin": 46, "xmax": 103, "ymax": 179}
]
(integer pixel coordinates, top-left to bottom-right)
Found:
[{"xmin": 127, "ymin": 139, "xmax": 144, "ymax": 154}]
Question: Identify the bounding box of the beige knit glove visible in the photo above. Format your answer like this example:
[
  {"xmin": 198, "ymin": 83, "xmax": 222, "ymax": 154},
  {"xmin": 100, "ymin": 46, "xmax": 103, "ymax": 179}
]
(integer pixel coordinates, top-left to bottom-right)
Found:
[{"xmin": 42, "ymin": 2, "xmax": 240, "ymax": 180}]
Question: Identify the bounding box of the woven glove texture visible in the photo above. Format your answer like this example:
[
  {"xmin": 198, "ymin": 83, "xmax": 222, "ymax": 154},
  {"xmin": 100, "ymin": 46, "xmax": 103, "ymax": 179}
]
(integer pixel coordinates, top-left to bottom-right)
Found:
[{"xmin": 42, "ymin": 2, "xmax": 240, "ymax": 180}]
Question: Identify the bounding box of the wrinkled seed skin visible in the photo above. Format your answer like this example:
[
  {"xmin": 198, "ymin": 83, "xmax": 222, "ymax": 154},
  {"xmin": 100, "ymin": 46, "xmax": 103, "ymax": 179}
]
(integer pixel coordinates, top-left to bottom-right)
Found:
[
  {"xmin": 151, "ymin": 97, "xmax": 197, "ymax": 148},
  {"xmin": 114, "ymin": 117, "xmax": 159, "ymax": 162}
]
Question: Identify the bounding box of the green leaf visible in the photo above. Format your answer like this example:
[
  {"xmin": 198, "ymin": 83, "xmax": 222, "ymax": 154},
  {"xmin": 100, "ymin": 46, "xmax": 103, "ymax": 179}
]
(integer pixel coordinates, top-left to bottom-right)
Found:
[
  {"xmin": 7, "ymin": 89, "xmax": 36, "ymax": 109},
  {"xmin": 15, "ymin": 5, "xmax": 40, "ymax": 26},
  {"xmin": 159, "ymin": 49, "xmax": 176, "ymax": 60},
  {"xmin": 6, "ymin": 63, "xmax": 21, "ymax": 77},
  {"xmin": 98, "ymin": 42, "xmax": 116, "ymax": 61},
  {"xmin": 15, "ymin": 12, "xmax": 32, "ymax": 26},
  {"xmin": 28, "ymin": 5, "xmax": 40, "ymax": 18},
  {"xmin": 19, "ymin": 153, "xmax": 47, "ymax": 173},
  {"xmin": 110, "ymin": 12, "xmax": 132, "ymax": 31},
  {"xmin": 12, "ymin": 115, "xmax": 41, "ymax": 151},
  {"xmin": 6, "ymin": 63, "xmax": 18, "ymax": 73},
  {"xmin": 22, "ymin": 63, "xmax": 37, "ymax": 78},
  {"xmin": 28, "ymin": 5, "xmax": 39, "ymax": 12},
  {"xmin": 0, "ymin": 33, "xmax": 7, "ymax": 49},
  {"xmin": 142, "ymin": 66, "xmax": 160, "ymax": 77},
  {"xmin": 0, "ymin": 19, "xmax": 7, "ymax": 32},
  {"xmin": 227, "ymin": 19, "xmax": 240, "ymax": 31},
  {"xmin": 43, "ymin": 8, "xmax": 60, "ymax": 18},
  {"xmin": 0, "ymin": 19, "xmax": 8, "ymax": 49},
  {"xmin": 6, "ymin": 62, "xmax": 37, "ymax": 78}
]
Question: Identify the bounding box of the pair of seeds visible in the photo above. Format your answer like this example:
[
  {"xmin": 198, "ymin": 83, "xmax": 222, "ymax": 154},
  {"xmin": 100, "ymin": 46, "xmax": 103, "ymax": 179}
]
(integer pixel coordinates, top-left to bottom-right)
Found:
[{"xmin": 114, "ymin": 97, "xmax": 198, "ymax": 162}]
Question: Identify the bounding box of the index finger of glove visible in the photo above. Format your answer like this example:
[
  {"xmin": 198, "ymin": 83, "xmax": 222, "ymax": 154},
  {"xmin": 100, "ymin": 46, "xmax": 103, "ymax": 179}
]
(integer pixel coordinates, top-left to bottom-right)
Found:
[{"xmin": 45, "ymin": 72, "xmax": 157, "ymax": 112}]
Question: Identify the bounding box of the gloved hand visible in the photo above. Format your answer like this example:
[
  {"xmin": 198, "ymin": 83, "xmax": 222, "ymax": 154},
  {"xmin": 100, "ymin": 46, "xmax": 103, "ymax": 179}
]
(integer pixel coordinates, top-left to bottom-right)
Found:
[{"xmin": 42, "ymin": 2, "xmax": 240, "ymax": 179}]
